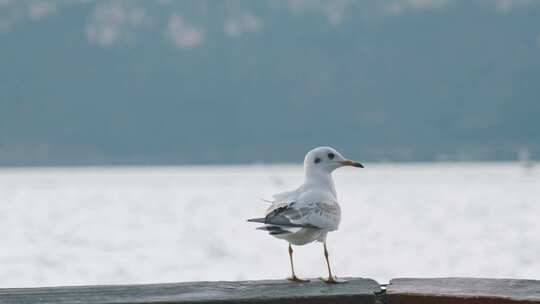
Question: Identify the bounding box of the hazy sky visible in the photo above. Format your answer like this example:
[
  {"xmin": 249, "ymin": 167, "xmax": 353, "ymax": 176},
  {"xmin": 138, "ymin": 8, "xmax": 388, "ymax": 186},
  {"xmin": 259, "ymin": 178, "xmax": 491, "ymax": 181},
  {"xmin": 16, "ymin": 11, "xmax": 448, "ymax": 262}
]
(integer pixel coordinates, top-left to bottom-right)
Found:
[
  {"xmin": 1, "ymin": 0, "xmax": 539, "ymax": 165},
  {"xmin": 2, "ymin": 0, "xmax": 540, "ymax": 48}
]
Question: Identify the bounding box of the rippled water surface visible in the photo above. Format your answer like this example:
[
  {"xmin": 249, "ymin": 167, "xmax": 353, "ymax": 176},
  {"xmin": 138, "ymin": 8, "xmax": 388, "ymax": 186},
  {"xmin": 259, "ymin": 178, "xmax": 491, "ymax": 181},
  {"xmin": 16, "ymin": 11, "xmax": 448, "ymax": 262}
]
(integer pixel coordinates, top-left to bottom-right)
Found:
[{"xmin": 1, "ymin": 163, "xmax": 539, "ymax": 287}]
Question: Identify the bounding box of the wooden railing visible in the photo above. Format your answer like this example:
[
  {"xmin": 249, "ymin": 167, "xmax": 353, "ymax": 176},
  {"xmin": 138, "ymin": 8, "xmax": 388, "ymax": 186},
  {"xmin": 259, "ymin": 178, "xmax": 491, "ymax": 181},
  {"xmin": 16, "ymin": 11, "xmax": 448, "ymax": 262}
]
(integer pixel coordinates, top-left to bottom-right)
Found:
[{"xmin": 0, "ymin": 277, "xmax": 539, "ymax": 304}]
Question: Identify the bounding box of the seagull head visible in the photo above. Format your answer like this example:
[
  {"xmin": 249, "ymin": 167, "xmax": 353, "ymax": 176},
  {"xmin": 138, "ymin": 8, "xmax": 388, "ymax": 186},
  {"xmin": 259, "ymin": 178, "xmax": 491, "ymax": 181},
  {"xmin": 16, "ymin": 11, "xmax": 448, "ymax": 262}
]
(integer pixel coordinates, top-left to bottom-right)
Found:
[{"xmin": 303, "ymin": 146, "xmax": 363, "ymax": 174}]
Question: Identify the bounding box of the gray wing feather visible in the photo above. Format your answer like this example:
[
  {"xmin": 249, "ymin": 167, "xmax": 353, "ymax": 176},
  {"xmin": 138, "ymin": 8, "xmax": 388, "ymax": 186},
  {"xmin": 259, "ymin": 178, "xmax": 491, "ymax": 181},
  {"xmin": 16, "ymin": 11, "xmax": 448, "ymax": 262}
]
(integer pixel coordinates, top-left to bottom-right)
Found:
[
  {"xmin": 247, "ymin": 200, "xmax": 320, "ymax": 229},
  {"xmin": 265, "ymin": 202, "xmax": 320, "ymax": 228},
  {"xmin": 248, "ymin": 189, "xmax": 341, "ymax": 232}
]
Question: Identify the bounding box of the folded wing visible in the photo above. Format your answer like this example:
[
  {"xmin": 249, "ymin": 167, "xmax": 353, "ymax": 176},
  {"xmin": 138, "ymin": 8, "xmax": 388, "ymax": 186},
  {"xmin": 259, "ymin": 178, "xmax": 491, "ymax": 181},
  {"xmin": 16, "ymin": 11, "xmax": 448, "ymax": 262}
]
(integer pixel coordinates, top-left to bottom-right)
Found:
[{"xmin": 247, "ymin": 195, "xmax": 341, "ymax": 235}]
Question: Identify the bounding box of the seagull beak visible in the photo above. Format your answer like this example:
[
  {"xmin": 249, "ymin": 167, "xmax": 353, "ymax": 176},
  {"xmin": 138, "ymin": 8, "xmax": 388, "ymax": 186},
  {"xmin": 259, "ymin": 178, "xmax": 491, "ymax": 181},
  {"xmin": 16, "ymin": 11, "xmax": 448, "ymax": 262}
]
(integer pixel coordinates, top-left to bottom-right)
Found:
[{"xmin": 340, "ymin": 160, "xmax": 364, "ymax": 168}]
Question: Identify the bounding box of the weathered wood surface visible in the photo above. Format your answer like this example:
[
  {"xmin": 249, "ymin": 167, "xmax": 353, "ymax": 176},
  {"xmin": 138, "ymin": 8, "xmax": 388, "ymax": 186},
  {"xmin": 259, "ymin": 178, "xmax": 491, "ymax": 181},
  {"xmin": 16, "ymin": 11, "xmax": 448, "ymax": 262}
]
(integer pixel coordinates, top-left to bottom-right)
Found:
[
  {"xmin": 387, "ymin": 278, "xmax": 540, "ymax": 304},
  {"xmin": 0, "ymin": 278, "xmax": 381, "ymax": 304}
]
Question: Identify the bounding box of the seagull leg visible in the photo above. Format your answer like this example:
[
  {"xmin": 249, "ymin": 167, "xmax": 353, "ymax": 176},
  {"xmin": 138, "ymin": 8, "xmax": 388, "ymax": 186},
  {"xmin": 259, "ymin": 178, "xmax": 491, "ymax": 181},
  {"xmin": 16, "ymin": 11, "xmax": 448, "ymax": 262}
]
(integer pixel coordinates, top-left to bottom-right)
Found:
[
  {"xmin": 320, "ymin": 242, "xmax": 346, "ymax": 284},
  {"xmin": 287, "ymin": 243, "xmax": 309, "ymax": 282}
]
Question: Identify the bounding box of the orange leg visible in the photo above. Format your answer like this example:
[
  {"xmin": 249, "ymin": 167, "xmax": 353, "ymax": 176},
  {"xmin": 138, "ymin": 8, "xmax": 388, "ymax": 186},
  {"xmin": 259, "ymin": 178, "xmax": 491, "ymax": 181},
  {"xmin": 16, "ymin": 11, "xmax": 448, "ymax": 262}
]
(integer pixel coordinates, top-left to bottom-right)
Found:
[
  {"xmin": 320, "ymin": 242, "xmax": 346, "ymax": 284},
  {"xmin": 287, "ymin": 243, "xmax": 309, "ymax": 282}
]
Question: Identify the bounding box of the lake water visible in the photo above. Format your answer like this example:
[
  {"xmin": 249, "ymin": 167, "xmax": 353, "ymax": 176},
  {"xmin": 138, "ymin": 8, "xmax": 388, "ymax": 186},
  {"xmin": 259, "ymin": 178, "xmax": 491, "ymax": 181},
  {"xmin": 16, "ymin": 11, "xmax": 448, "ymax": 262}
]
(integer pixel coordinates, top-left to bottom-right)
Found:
[{"xmin": 0, "ymin": 163, "xmax": 539, "ymax": 288}]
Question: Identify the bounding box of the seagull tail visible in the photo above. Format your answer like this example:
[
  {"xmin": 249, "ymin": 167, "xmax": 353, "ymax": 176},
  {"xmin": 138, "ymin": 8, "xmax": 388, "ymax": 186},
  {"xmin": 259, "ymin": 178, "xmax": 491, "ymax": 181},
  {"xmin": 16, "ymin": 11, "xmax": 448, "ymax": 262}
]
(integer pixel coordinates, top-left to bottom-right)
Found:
[
  {"xmin": 247, "ymin": 218, "xmax": 266, "ymax": 223},
  {"xmin": 256, "ymin": 225, "xmax": 296, "ymax": 235},
  {"xmin": 248, "ymin": 218, "xmax": 299, "ymax": 235}
]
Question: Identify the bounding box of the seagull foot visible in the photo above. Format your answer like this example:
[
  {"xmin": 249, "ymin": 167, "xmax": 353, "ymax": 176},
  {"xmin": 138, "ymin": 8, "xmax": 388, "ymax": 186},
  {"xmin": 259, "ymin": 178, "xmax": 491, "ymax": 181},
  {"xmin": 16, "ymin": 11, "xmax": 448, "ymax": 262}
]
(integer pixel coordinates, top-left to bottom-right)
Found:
[
  {"xmin": 320, "ymin": 276, "xmax": 347, "ymax": 284},
  {"xmin": 287, "ymin": 276, "xmax": 310, "ymax": 283}
]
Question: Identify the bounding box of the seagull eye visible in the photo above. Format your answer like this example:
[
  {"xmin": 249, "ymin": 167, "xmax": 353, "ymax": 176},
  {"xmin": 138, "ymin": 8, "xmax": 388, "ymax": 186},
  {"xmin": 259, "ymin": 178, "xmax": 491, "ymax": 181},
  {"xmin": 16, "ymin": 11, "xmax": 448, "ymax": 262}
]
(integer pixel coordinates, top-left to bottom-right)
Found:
[
  {"xmin": 314, "ymin": 157, "xmax": 321, "ymax": 164},
  {"xmin": 328, "ymin": 153, "xmax": 335, "ymax": 160}
]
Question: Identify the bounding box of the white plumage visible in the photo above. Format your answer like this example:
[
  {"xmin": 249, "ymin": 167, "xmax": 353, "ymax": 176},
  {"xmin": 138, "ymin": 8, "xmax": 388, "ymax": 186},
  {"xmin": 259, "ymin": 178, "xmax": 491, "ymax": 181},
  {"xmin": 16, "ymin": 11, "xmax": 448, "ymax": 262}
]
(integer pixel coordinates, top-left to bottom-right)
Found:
[
  {"xmin": 248, "ymin": 146, "xmax": 363, "ymax": 283},
  {"xmin": 264, "ymin": 190, "xmax": 340, "ymax": 245}
]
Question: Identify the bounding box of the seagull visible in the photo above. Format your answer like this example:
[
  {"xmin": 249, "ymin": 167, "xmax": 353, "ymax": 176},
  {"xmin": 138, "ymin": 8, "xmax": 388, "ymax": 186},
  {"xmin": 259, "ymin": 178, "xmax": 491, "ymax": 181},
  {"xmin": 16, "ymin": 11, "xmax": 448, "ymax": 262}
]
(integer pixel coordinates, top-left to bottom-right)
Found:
[{"xmin": 247, "ymin": 146, "xmax": 363, "ymax": 283}]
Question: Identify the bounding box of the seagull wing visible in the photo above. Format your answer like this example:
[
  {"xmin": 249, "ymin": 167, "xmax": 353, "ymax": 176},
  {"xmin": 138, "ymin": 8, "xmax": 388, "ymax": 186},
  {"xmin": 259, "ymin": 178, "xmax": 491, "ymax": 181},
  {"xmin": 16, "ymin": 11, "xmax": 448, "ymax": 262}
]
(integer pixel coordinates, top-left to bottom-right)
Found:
[
  {"xmin": 248, "ymin": 189, "xmax": 341, "ymax": 232},
  {"xmin": 291, "ymin": 189, "xmax": 341, "ymax": 231},
  {"xmin": 247, "ymin": 201, "xmax": 318, "ymax": 229}
]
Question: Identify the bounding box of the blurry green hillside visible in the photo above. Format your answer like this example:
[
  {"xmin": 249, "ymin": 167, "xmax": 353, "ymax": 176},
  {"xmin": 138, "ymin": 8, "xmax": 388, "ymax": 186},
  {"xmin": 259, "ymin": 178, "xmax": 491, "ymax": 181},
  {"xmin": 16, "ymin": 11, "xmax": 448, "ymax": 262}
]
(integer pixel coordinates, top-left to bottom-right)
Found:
[{"xmin": 0, "ymin": 1, "xmax": 539, "ymax": 165}]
